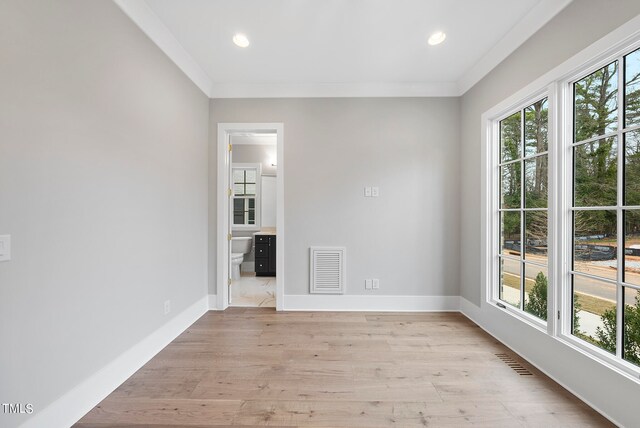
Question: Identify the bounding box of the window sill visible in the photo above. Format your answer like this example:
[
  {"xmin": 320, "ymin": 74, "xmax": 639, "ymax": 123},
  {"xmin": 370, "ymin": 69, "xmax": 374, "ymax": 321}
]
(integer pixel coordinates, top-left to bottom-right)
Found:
[
  {"xmin": 555, "ymin": 333, "xmax": 640, "ymax": 384},
  {"xmin": 490, "ymin": 298, "xmax": 548, "ymax": 333}
]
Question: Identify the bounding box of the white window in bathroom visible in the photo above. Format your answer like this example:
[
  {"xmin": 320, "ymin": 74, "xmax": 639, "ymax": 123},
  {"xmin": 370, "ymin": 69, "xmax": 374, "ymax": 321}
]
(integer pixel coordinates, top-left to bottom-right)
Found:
[
  {"xmin": 232, "ymin": 164, "xmax": 261, "ymax": 229},
  {"xmin": 496, "ymin": 97, "xmax": 549, "ymax": 322}
]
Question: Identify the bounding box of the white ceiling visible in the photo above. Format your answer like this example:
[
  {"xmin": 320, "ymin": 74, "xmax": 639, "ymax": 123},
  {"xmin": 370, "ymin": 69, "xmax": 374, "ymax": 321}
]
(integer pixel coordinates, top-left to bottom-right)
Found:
[{"xmin": 114, "ymin": 0, "xmax": 572, "ymax": 98}]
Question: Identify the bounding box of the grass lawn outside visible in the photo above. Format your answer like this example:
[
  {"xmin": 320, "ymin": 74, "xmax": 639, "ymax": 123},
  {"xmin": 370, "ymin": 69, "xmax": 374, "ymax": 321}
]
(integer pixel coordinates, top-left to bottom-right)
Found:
[{"xmin": 502, "ymin": 273, "xmax": 615, "ymax": 316}]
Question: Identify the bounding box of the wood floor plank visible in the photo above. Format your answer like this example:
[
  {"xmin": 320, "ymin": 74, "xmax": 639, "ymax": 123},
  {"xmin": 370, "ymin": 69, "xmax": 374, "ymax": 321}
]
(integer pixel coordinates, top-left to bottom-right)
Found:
[
  {"xmin": 77, "ymin": 398, "xmax": 243, "ymax": 425},
  {"xmin": 232, "ymin": 400, "xmax": 524, "ymax": 427},
  {"xmin": 75, "ymin": 310, "xmax": 613, "ymax": 427},
  {"xmin": 74, "ymin": 425, "xmax": 294, "ymax": 428},
  {"xmin": 190, "ymin": 376, "xmax": 443, "ymax": 402},
  {"xmin": 232, "ymin": 400, "xmax": 433, "ymax": 427},
  {"xmin": 111, "ymin": 367, "xmax": 209, "ymax": 399}
]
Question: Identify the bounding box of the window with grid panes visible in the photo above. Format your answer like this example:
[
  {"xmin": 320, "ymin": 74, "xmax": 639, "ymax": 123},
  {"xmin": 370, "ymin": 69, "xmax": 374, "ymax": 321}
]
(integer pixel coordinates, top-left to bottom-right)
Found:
[
  {"xmin": 570, "ymin": 47, "xmax": 640, "ymax": 366},
  {"xmin": 498, "ymin": 98, "xmax": 549, "ymax": 321},
  {"xmin": 232, "ymin": 166, "xmax": 258, "ymax": 226}
]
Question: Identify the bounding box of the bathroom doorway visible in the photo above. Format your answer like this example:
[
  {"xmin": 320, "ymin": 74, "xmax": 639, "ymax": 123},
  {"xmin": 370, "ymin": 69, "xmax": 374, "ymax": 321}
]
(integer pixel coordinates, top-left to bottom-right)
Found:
[{"xmin": 216, "ymin": 124, "xmax": 284, "ymax": 310}]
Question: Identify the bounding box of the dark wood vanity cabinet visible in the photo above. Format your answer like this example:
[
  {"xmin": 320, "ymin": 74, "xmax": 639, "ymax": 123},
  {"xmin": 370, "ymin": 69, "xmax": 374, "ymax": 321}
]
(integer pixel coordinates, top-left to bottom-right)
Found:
[{"xmin": 255, "ymin": 234, "xmax": 276, "ymax": 276}]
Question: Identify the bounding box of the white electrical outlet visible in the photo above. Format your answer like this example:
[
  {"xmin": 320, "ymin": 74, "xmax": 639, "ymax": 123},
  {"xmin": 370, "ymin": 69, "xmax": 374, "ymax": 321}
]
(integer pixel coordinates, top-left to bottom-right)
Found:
[
  {"xmin": 164, "ymin": 300, "xmax": 171, "ymax": 315},
  {"xmin": 372, "ymin": 279, "xmax": 380, "ymax": 289},
  {"xmin": 371, "ymin": 187, "xmax": 379, "ymax": 197},
  {"xmin": 364, "ymin": 187, "xmax": 372, "ymax": 197},
  {"xmin": 365, "ymin": 279, "xmax": 373, "ymax": 290}
]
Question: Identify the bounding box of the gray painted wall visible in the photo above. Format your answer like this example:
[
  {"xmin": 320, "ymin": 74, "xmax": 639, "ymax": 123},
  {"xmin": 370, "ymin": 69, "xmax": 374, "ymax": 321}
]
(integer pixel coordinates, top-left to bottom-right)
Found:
[
  {"xmin": 0, "ymin": 1, "xmax": 209, "ymax": 426},
  {"xmin": 459, "ymin": 0, "xmax": 640, "ymax": 306},
  {"xmin": 232, "ymin": 142, "xmax": 278, "ymax": 177},
  {"xmin": 209, "ymin": 98, "xmax": 460, "ymax": 297}
]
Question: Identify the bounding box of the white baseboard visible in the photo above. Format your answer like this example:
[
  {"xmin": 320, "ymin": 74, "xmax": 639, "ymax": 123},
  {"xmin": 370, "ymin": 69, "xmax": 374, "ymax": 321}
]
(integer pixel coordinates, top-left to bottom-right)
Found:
[
  {"xmin": 207, "ymin": 294, "xmax": 218, "ymax": 310},
  {"xmin": 458, "ymin": 297, "xmax": 484, "ymax": 324},
  {"xmin": 20, "ymin": 296, "xmax": 208, "ymax": 428},
  {"xmin": 283, "ymin": 294, "xmax": 460, "ymax": 312},
  {"xmin": 458, "ymin": 297, "xmax": 630, "ymax": 428}
]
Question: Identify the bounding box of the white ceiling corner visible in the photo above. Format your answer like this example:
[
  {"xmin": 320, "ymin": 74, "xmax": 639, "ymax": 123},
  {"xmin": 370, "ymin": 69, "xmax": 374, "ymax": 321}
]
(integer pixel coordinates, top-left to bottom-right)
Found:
[
  {"xmin": 114, "ymin": 0, "xmax": 573, "ymax": 99},
  {"xmin": 113, "ymin": 0, "xmax": 214, "ymax": 96},
  {"xmin": 456, "ymin": 0, "xmax": 573, "ymax": 95}
]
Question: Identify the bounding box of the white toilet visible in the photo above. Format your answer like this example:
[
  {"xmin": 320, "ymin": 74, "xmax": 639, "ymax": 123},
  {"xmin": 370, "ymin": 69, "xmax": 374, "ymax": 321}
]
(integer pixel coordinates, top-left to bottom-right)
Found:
[{"xmin": 231, "ymin": 236, "xmax": 253, "ymax": 280}]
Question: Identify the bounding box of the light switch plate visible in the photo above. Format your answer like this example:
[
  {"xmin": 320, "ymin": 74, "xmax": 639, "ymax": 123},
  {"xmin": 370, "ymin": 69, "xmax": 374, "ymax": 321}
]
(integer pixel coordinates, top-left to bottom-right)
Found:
[
  {"xmin": 0, "ymin": 235, "xmax": 11, "ymax": 262},
  {"xmin": 364, "ymin": 187, "xmax": 372, "ymax": 197},
  {"xmin": 365, "ymin": 279, "xmax": 372, "ymax": 290},
  {"xmin": 371, "ymin": 187, "xmax": 379, "ymax": 197},
  {"xmin": 372, "ymin": 278, "xmax": 380, "ymax": 289}
]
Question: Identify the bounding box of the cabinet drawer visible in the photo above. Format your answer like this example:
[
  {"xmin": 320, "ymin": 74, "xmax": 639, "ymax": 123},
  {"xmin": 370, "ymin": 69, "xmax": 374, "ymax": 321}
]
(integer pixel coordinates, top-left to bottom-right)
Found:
[
  {"xmin": 255, "ymin": 235, "xmax": 270, "ymax": 244},
  {"xmin": 255, "ymin": 243, "xmax": 269, "ymax": 257},
  {"xmin": 255, "ymin": 259, "xmax": 269, "ymax": 272}
]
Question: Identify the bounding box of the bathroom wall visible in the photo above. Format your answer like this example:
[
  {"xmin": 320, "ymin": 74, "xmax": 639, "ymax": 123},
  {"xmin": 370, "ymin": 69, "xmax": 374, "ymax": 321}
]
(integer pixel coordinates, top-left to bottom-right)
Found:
[
  {"xmin": 232, "ymin": 139, "xmax": 278, "ymax": 177},
  {"xmin": 261, "ymin": 176, "xmax": 277, "ymax": 228},
  {"xmin": 0, "ymin": 1, "xmax": 209, "ymax": 426},
  {"xmin": 209, "ymin": 97, "xmax": 461, "ymax": 299}
]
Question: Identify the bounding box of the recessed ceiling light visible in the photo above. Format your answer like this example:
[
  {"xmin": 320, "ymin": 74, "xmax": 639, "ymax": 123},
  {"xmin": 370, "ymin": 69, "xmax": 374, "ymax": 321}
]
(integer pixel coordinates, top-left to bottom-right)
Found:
[
  {"xmin": 233, "ymin": 33, "xmax": 250, "ymax": 48},
  {"xmin": 428, "ymin": 31, "xmax": 446, "ymax": 46}
]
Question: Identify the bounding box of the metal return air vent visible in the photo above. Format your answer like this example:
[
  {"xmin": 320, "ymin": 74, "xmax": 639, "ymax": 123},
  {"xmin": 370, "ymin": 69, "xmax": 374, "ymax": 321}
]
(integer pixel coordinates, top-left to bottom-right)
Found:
[
  {"xmin": 310, "ymin": 247, "xmax": 346, "ymax": 294},
  {"xmin": 495, "ymin": 353, "xmax": 533, "ymax": 376}
]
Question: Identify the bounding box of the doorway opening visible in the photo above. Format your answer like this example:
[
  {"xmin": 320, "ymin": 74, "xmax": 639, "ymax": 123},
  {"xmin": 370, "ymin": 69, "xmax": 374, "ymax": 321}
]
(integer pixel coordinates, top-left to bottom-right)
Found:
[{"xmin": 216, "ymin": 124, "xmax": 284, "ymax": 310}]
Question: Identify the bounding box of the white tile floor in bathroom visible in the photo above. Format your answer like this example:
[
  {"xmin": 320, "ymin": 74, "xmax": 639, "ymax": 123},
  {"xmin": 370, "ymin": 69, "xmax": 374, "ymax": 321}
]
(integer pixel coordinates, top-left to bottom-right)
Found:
[{"xmin": 230, "ymin": 272, "xmax": 276, "ymax": 307}]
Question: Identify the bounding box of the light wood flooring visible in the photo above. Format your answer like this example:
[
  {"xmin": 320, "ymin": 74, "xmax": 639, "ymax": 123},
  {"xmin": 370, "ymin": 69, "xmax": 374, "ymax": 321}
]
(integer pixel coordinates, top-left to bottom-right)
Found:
[{"xmin": 75, "ymin": 308, "xmax": 613, "ymax": 427}]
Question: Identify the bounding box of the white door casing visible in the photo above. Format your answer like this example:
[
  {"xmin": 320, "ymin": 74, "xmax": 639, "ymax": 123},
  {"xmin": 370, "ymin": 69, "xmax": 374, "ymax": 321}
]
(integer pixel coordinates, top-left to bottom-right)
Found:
[{"xmin": 216, "ymin": 123, "xmax": 284, "ymax": 310}]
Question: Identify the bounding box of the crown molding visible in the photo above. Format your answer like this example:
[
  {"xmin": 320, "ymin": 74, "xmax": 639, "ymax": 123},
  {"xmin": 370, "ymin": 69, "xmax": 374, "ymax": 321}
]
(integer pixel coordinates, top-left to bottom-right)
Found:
[
  {"xmin": 457, "ymin": 0, "xmax": 573, "ymax": 95},
  {"xmin": 115, "ymin": 0, "xmax": 573, "ymax": 99},
  {"xmin": 209, "ymin": 81, "xmax": 460, "ymax": 98}
]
